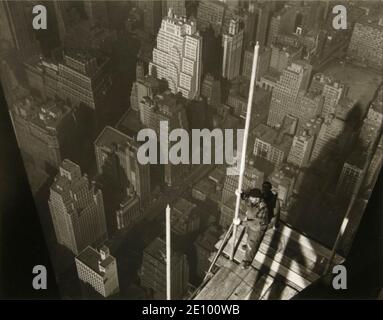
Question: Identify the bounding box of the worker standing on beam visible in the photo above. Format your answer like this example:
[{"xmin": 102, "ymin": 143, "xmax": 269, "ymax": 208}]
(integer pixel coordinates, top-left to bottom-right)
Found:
[{"xmin": 238, "ymin": 188, "xmax": 269, "ymax": 269}]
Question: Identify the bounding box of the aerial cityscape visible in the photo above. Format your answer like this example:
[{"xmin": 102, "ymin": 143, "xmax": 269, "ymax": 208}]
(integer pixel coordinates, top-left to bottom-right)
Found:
[{"xmin": 0, "ymin": 0, "xmax": 382, "ymax": 300}]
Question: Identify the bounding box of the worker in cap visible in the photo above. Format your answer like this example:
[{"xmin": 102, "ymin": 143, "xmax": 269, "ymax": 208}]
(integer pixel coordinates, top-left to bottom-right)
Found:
[
  {"xmin": 239, "ymin": 188, "xmax": 269, "ymax": 269},
  {"xmin": 261, "ymin": 181, "xmax": 280, "ymax": 230}
]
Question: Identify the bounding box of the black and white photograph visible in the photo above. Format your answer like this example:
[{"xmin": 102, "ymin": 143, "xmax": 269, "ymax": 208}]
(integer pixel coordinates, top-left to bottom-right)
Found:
[{"xmin": 0, "ymin": 0, "xmax": 382, "ymax": 303}]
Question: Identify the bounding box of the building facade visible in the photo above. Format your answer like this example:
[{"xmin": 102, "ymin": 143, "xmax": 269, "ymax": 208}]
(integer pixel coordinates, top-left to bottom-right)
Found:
[
  {"xmin": 10, "ymin": 96, "xmax": 76, "ymax": 173},
  {"xmin": 58, "ymin": 50, "xmax": 111, "ymax": 111},
  {"xmin": 75, "ymin": 245, "xmax": 119, "ymax": 298},
  {"xmin": 49, "ymin": 159, "xmax": 108, "ymax": 255},
  {"xmin": 141, "ymin": 237, "xmax": 189, "ymax": 299},
  {"xmin": 222, "ymin": 18, "xmax": 244, "ymax": 80},
  {"xmin": 149, "ymin": 10, "xmax": 202, "ymax": 99},
  {"xmin": 171, "ymin": 198, "xmax": 199, "ymax": 236},
  {"xmin": 267, "ymin": 61, "xmax": 312, "ymax": 127},
  {"xmin": 95, "ymin": 126, "xmax": 151, "ymax": 207},
  {"xmin": 348, "ymin": 18, "xmax": 383, "ymax": 70}
]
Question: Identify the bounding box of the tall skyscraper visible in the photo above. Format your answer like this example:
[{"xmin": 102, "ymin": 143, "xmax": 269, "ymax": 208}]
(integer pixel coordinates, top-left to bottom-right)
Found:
[
  {"xmin": 336, "ymin": 154, "xmax": 365, "ymax": 199},
  {"xmin": 253, "ymin": 124, "xmax": 293, "ymax": 167},
  {"xmin": 242, "ymin": 46, "xmax": 271, "ymax": 81},
  {"xmin": 348, "ymin": 17, "xmax": 383, "ymax": 71},
  {"xmin": 138, "ymin": 0, "xmax": 162, "ymax": 35},
  {"xmin": 358, "ymin": 85, "xmax": 383, "ymax": 189},
  {"xmin": 149, "ymin": 10, "xmax": 202, "ymax": 99},
  {"xmin": 218, "ymin": 0, "xmax": 239, "ymax": 9},
  {"xmin": 311, "ymin": 116, "xmax": 347, "ymax": 162},
  {"xmin": 141, "ymin": 237, "xmax": 189, "ymax": 299},
  {"xmin": 162, "ymin": 0, "xmax": 187, "ymax": 18},
  {"xmin": 58, "ymin": 49, "xmax": 111, "ymax": 111},
  {"xmin": 267, "ymin": 60, "xmax": 312, "ymax": 127},
  {"xmin": 269, "ymin": 44, "xmax": 303, "ymax": 73},
  {"xmin": 364, "ymin": 85, "xmax": 383, "ymax": 131},
  {"xmin": 10, "ymin": 96, "xmax": 76, "ymax": 174},
  {"xmin": 171, "ymin": 198, "xmax": 199, "ymax": 236},
  {"xmin": 244, "ymin": 2, "xmax": 270, "ymax": 48},
  {"xmin": 24, "ymin": 57, "xmax": 60, "ymax": 100},
  {"xmin": 295, "ymin": 91, "xmax": 324, "ymax": 125},
  {"xmin": 201, "ymin": 74, "xmax": 222, "ymax": 108},
  {"xmin": 140, "ymin": 91, "xmax": 189, "ymax": 186},
  {"xmin": 267, "ymin": 13, "xmax": 282, "ymax": 46},
  {"xmin": 287, "ymin": 129, "xmax": 315, "ymax": 168},
  {"xmin": 95, "ymin": 126, "xmax": 151, "ymax": 207},
  {"xmin": 196, "ymin": 0, "xmax": 226, "ymax": 35},
  {"xmin": 115, "ymin": 195, "xmax": 141, "ymax": 231},
  {"xmin": 130, "ymin": 75, "xmax": 160, "ymax": 119},
  {"xmin": 49, "ymin": 159, "xmax": 108, "ymax": 255},
  {"xmin": 75, "ymin": 245, "xmax": 119, "ymax": 298},
  {"xmin": 269, "ymin": 165, "xmax": 297, "ymax": 209},
  {"xmin": 310, "ymin": 73, "xmax": 348, "ymax": 118},
  {"xmin": 287, "ymin": 117, "xmax": 322, "ymax": 169},
  {"xmin": 222, "ymin": 18, "xmax": 244, "ymax": 80}
]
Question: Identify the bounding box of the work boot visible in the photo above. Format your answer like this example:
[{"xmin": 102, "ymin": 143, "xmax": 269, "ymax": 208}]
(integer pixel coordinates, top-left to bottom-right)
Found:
[{"xmin": 241, "ymin": 260, "xmax": 251, "ymax": 269}]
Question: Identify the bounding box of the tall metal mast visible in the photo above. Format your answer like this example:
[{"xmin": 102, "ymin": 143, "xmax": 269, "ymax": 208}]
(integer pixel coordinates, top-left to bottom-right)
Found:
[
  {"xmin": 230, "ymin": 42, "xmax": 260, "ymax": 260},
  {"xmin": 166, "ymin": 204, "xmax": 171, "ymax": 300}
]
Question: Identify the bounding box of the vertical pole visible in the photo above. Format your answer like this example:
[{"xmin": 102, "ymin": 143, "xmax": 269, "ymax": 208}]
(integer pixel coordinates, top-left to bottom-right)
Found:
[
  {"xmin": 166, "ymin": 204, "xmax": 171, "ymax": 300},
  {"xmin": 230, "ymin": 42, "xmax": 260, "ymax": 261}
]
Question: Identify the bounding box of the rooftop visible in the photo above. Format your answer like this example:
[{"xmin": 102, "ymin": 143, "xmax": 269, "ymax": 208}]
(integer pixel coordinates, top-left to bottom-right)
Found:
[
  {"xmin": 51, "ymin": 160, "xmax": 92, "ymax": 206},
  {"xmin": 270, "ymin": 164, "xmax": 298, "ymax": 183},
  {"xmin": 95, "ymin": 125, "xmax": 135, "ymax": 152},
  {"xmin": 62, "ymin": 48, "xmax": 109, "ymax": 75},
  {"xmin": 144, "ymin": 237, "xmax": 183, "ymax": 262},
  {"xmin": 208, "ymin": 167, "xmax": 225, "ymax": 184},
  {"xmin": 250, "ymin": 157, "xmax": 275, "ymax": 177},
  {"xmin": 25, "ymin": 55, "xmax": 59, "ymax": 72},
  {"xmin": 298, "ymin": 117, "xmax": 323, "ymax": 136},
  {"xmin": 312, "ymin": 73, "xmax": 345, "ymax": 89},
  {"xmin": 116, "ymin": 109, "xmax": 143, "ymax": 138},
  {"xmin": 357, "ymin": 15, "xmax": 383, "ymax": 30},
  {"xmin": 262, "ymin": 69, "xmax": 281, "ymax": 82},
  {"xmin": 271, "ymin": 43, "xmax": 302, "ymax": 55},
  {"xmin": 155, "ymin": 91, "xmax": 186, "ymax": 115},
  {"xmin": 61, "ymin": 159, "xmax": 81, "ymax": 176},
  {"xmin": 13, "ymin": 97, "xmax": 71, "ymax": 132},
  {"xmin": 173, "ymin": 198, "xmax": 197, "ymax": 216},
  {"xmin": 254, "ymin": 124, "xmax": 293, "ymax": 153},
  {"xmin": 138, "ymin": 75, "xmax": 161, "ymax": 89},
  {"xmin": 76, "ymin": 246, "xmax": 115, "ymax": 277},
  {"xmin": 193, "ymin": 178, "xmax": 217, "ymax": 200}
]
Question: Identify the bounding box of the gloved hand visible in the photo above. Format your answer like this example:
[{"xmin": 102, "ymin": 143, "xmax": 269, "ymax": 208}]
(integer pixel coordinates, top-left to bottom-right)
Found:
[
  {"xmin": 241, "ymin": 216, "xmax": 248, "ymax": 227},
  {"xmin": 240, "ymin": 190, "xmax": 250, "ymax": 200}
]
